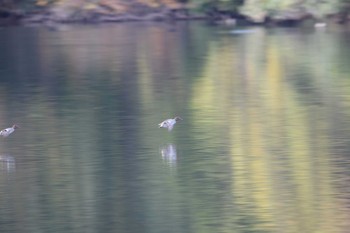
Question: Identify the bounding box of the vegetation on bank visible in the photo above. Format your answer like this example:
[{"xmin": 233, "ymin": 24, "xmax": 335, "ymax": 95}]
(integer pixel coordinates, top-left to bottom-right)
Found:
[{"xmin": 0, "ymin": 0, "xmax": 350, "ymax": 23}]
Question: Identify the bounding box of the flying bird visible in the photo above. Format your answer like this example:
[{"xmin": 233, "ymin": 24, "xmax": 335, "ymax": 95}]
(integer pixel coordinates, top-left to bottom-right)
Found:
[
  {"xmin": 158, "ymin": 117, "xmax": 182, "ymax": 131},
  {"xmin": 0, "ymin": 124, "xmax": 19, "ymax": 138}
]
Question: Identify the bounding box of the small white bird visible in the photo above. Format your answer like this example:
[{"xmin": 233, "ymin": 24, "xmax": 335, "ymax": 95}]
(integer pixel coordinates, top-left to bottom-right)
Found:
[
  {"xmin": 158, "ymin": 117, "xmax": 182, "ymax": 131},
  {"xmin": 0, "ymin": 124, "xmax": 19, "ymax": 138}
]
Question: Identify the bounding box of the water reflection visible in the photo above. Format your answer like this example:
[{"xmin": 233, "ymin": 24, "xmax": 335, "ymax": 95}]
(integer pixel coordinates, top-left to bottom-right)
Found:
[
  {"xmin": 0, "ymin": 22, "xmax": 350, "ymax": 233},
  {"xmin": 160, "ymin": 144, "xmax": 177, "ymax": 167},
  {"xmin": 0, "ymin": 154, "xmax": 15, "ymax": 173},
  {"xmin": 229, "ymin": 28, "xmax": 258, "ymax": 34}
]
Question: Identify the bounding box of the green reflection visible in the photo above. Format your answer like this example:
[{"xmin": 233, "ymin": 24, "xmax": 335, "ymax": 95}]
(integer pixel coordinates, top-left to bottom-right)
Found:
[{"xmin": 0, "ymin": 23, "xmax": 350, "ymax": 233}]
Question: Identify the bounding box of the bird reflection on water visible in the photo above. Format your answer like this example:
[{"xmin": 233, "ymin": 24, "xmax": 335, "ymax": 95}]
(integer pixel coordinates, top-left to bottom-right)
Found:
[
  {"xmin": 160, "ymin": 144, "xmax": 177, "ymax": 166},
  {"xmin": 0, "ymin": 154, "xmax": 15, "ymax": 173}
]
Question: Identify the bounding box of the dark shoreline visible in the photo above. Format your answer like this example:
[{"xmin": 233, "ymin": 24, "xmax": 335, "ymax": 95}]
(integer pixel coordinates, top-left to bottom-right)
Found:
[{"xmin": 0, "ymin": 7, "xmax": 348, "ymax": 27}]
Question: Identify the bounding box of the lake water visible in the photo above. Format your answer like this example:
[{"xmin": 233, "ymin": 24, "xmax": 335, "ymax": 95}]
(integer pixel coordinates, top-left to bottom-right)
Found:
[{"xmin": 0, "ymin": 22, "xmax": 350, "ymax": 233}]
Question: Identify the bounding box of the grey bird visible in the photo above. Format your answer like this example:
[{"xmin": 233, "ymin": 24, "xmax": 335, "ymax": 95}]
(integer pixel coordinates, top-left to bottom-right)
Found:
[
  {"xmin": 158, "ymin": 117, "xmax": 182, "ymax": 131},
  {"xmin": 0, "ymin": 124, "xmax": 19, "ymax": 137}
]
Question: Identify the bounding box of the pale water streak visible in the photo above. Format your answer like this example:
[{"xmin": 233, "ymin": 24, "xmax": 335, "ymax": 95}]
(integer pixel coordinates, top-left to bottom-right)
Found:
[{"xmin": 0, "ymin": 23, "xmax": 350, "ymax": 233}]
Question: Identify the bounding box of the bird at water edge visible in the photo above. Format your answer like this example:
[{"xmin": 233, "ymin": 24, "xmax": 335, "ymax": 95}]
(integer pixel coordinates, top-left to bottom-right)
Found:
[
  {"xmin": 0, "ymin": 124, "xmax": 19, "ymax": 138},
  {"xmin": 158, "ymin": 117, "xmax": 183, "ymax": 131}
]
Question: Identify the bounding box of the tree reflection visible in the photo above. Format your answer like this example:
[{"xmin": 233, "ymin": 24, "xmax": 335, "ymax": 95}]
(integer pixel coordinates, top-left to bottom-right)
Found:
[{"xmin": 0, "ymin": 23, "xmax": 350, "ymax": 233}]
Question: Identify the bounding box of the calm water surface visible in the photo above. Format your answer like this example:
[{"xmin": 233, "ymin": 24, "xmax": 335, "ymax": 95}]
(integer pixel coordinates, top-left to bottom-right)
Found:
[{"xmin": 0, "ymin": 22, "xmax": 350, "ymax": 233}]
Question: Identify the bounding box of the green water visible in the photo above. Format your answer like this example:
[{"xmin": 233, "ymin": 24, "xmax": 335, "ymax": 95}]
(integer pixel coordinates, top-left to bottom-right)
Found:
[{"xmin": 0, "ymin": 22, "xmax": 350, "ymax": 233}]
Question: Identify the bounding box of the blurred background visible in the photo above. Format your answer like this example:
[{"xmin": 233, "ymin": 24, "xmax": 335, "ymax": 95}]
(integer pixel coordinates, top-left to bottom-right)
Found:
[
  {"xmin": 1, "ymin": 0, "xmax": 350, "ymax": 24},
  {"xmin": 1, "ymin": 1, "xmax": 350, "ymax": 233}
]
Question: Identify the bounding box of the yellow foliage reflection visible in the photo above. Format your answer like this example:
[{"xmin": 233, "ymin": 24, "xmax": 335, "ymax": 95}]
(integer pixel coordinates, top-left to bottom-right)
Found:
[{"xmin": 191, "ymin": 31, "xmax": 343, "ymax": 232}]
